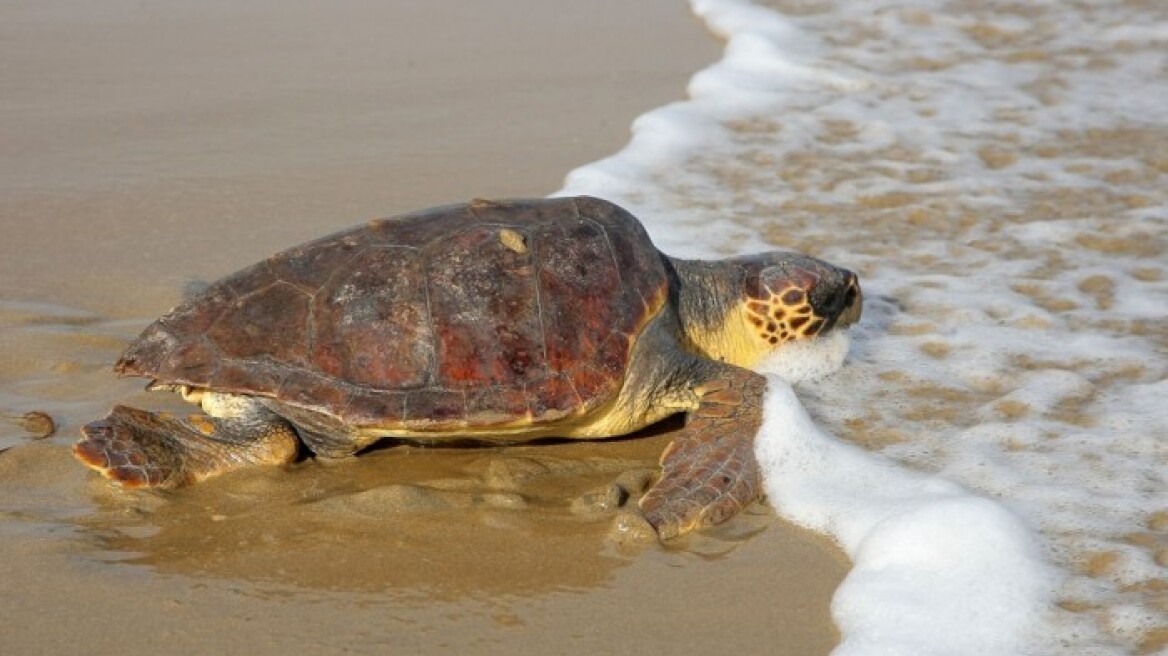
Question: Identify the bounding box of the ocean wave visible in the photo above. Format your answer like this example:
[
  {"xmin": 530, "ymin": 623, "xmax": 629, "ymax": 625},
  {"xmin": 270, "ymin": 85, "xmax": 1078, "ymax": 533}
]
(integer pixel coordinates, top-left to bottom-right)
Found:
[{"xmin": 559, "ymin": 0, "xmax": 1168, "ymax": 653}]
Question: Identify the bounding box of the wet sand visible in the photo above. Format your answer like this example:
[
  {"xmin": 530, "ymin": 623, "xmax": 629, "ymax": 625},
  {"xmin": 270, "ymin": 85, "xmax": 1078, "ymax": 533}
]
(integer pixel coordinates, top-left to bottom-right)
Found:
[{"xmin": 0, "ymin": 2, "xmax": 846, "ymax": 655}]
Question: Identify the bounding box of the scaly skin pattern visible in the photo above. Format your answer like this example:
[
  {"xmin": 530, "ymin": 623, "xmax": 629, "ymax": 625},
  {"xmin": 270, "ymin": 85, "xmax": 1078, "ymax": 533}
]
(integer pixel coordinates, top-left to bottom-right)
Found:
[
  {"xmin": 74, "ymin": 403, "xmax": 298, "ymax": 488},
  {"xmin": 744, "ymin": 285, "xmax": 823, "ymax": 344},
  {"xmin": 639, "ymin": 367, "xmax": 766, "ymax": 539}
]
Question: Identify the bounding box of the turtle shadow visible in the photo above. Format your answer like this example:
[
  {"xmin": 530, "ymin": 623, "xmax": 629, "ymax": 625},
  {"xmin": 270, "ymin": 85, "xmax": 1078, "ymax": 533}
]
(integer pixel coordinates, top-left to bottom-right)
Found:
[
  {"xmin": 65, "ymin": 444, "xmax": 654, "ymax": 599},
  {"xmin": 59, "ymin": 411, "xmax": 795, "ymax": 599},
  {"xmin": 354, "ymin": 413, "xmax": 685, "ymax": 455}
]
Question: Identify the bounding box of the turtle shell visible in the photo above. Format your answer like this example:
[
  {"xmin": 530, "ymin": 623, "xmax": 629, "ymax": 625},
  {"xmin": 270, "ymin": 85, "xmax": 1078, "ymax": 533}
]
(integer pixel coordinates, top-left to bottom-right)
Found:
[{"xmin": 116, "ymin": 196, "xmax": 669, "ymax": 432}]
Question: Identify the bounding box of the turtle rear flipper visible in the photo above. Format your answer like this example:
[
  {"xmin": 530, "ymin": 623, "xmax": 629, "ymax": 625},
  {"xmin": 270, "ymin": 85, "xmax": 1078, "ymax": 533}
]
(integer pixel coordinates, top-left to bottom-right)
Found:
[
  {"xmin": 74, "ymin": 402, "xmax": 299, "ymax": 488},
  {"xmin": 639, "ymin": 369, "xmax": 766, "ymax": 539}
]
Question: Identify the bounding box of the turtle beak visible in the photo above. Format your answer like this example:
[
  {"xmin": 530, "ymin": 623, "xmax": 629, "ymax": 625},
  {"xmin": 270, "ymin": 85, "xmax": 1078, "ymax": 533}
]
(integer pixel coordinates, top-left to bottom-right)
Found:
[
  {"xmin": 836, "ymin": 274, "xmax": 862, "ymax": 329},
  {"xmin": 808, "ymin": 269, "xmax": 862, "ymax": 332}
]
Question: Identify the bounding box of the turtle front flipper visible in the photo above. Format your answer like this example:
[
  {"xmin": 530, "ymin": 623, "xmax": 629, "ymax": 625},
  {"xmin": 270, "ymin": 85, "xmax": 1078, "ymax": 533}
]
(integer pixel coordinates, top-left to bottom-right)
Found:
[
  {"xmin": 74, "ymin": 401, "xmax": 299, "ymax": 489},
  {"xmin": 640, "ymin": 368, "xmax": 766, "ymax": 539}
]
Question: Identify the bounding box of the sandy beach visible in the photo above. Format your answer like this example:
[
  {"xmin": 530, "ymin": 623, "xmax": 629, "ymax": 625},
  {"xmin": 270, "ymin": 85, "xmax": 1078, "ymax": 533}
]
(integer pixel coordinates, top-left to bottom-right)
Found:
[{"xmin": 0, "ymin": 2, "xmax": 846, "ymax": 655}]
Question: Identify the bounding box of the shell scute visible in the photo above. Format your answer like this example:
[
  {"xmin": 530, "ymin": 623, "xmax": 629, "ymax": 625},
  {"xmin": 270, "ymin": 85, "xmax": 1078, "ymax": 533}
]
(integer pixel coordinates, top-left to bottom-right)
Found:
[
  {"xmin": 211, "ymin": 358, "xmax": 289, "ymax": 395},
  {"xmin": 158, "ymin": 284, "xmax": 235, "ymax": 334},
  {"xmin": 121, "ymin": 197, "xmax": 668, "ymax": 433},
  {"xmin": 403, "ymin": 389, "xmax": 466, "ymax": 430},
  {"xmin": 465, "ymin": 385, "xmax": 532, "ymax": 427},
  {"xmin": 576, "ymin": 196, "xmax": 659, "ymax": 289},
  {"xmin": 529, "ymin": 373, "xmax": 585, "ymax": 423},
  {"xmin": 565, "ymin": 364, "xmax": 618, "ymax": 410},
  {"xmin": 159, "ymin": 337, "xmax": 218, "ymax": 383},
  {"xmin": 533, "ymin": 217, "xmax": 622, "ymax": 375},
  {"xmin": 341, "ymin": 389, "xmax": 406, "ymax": 427},
  {"xmin": 311, "ymin": 247, "xmax": 434, "ymax": 389},
  {"xmin": 268, "ymin": 235, "xmax": 366, "ymax": 293},
  {"xmin": 596, "ymin": 332, "xmax": 635, "ymax": 378},
  {"xmin": 425, "ymin": 225, "xmax": 545, "ymax": 388},
  {"xmin": 365, "ymin": 204, "xmax": 474, "ymax": 248},
  {"xmin": 275, "ymin": 369, "xmax": 354, "ymax": 416},
  {"xmin": 208, "ymin": 281, "xmax": 312, "ymax": 365}
]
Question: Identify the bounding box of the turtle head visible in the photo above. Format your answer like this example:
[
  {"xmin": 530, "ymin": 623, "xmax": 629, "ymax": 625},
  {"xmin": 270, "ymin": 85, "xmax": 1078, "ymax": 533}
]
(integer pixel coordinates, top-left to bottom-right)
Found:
[
  {"xmin": 675, "ymin": 251, "xmax": 862, "ymax": 379},
  {"xmin": 732, "ymin": 251, "xmax": 862, "ymax": 348},
  {"xmin": 727, "ymin": 251, "xmax": 861, "ymax": 380}
]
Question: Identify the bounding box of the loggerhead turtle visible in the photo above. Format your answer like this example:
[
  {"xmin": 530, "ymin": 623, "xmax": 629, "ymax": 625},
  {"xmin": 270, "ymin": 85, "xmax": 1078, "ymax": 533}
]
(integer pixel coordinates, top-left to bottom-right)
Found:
[{"xmin": 75, "ymin": 196, "xmax": 861, "ymax": 538}]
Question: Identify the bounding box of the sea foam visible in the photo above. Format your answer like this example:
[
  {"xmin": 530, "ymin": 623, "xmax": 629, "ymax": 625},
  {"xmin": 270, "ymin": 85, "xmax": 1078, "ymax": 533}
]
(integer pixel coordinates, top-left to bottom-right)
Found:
[
  {"xmin": 559, "ymin": 0, "xmax": 1167, "ymax": 652},
  {"xmin": 758, "ymin": 375, "xmax": 1053, "ymax": 656}
]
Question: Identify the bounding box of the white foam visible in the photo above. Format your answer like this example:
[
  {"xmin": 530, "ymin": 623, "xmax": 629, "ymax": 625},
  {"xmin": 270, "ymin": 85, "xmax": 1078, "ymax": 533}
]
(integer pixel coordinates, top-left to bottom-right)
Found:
[
  {"xmin": 558, "ymin": 0, "xmax": 1167, "ymax": 652},
  {"xmin": 756, "ymin": 329, "xmax": 851, "ymax": 384},
  {"xmin": 757, "ymin": 376, "xmax": 1056, "ymax": 655}
]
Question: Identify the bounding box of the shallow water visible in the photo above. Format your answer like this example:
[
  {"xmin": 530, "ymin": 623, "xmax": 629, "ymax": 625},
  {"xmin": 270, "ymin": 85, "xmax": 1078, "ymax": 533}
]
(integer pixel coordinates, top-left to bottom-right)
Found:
[
  {"xmin": 0, "ymin": 2, "xmax": 851, "ymax": 655},
  {"xmin": 562, "ymin": 0, "xmax": 1167, "ymax": 652}
]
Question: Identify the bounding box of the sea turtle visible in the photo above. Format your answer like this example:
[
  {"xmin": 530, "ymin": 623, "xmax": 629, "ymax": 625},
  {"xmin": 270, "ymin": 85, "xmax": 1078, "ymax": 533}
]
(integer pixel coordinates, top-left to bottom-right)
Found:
[{"xmin": 75, "ymin": 196, "xmax": 861, "ymax": 538}]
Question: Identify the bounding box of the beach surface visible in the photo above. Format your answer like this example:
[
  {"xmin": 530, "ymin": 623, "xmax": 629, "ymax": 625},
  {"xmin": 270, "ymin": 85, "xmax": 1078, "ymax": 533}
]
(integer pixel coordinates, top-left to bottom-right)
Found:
[{"xmin": 0, "ymin": 2, "xmax": 846, "ymax": 655}]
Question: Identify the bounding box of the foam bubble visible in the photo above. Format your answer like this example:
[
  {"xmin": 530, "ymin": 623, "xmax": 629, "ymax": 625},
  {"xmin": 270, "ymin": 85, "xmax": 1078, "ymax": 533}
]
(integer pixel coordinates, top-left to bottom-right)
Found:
[
  {"xmin": 757, "ymin": 376, "xmax": 1057, "ymax": 656},
  {"xmin": 756, "ymin": 329, "xmax": 851, "ymax": 384}
]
